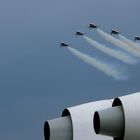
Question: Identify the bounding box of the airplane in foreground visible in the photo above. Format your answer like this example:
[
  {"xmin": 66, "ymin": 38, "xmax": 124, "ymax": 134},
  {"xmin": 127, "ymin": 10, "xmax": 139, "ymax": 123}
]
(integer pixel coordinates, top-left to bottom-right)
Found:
[
  {"xmin": 76, "ymin": 31, "xmax": 84, "ymax": 37},
  {"xmin": 89, "ymin": 23, "xmax": 98, "ymax": 29},
  {"xmin": 111, "ymin": 29, "xmax": 119, "ymax": 35},
  {"xmin": 135, "ymin": 36, "xmax": 140, "ymax": 41},
  {"xmin": 44, "ymin": 92, "xmax": 140, "ymax": 140},
  {"xmin": 60, "ymin": 42, "xmax": 69, "ymax": 48}
]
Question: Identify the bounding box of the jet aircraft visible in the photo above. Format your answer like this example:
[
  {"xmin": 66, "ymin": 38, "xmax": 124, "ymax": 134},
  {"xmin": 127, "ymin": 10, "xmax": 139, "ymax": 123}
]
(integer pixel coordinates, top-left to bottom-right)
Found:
[
  {"xmin": 135, "ymin": 36, "xmax": 140, "ymax": 41},
  {"xmin": 76, "ymin": 31, "xmax": 84, "ymax": 37},
  {"xmin": 60, "ymin": 42, "xmax": 69, "ymax": 48},
  {"xmin": 89, "ymin": 23, "xmax": 98, "ymax": 29},
  {"xmin": 111, "ymin": 29, "xmax": 119, "ymax": 35}
]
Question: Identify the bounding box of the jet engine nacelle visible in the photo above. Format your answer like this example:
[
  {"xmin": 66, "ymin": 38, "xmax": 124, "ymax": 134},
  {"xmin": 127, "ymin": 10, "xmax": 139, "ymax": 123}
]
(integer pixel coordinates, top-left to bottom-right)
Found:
[
  {"xmin": 93, "ymin": 92, "xmax": 140, "ymax": 140},
  {"xmin": 44, "ymin": 99, "xmax": 113, "ymax": 140}
]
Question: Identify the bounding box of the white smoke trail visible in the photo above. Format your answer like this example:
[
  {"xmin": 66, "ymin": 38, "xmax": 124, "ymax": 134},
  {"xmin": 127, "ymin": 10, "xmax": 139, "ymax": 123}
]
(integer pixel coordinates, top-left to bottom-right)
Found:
[
  {"xmin": 83, "ymin": 35, "xmax": 138, "ymax": 65},
  {"xmin": 68, "ymin": 47, "xmax": 128, "ymax": 80},
  {"xmin": 118, "ymin": 34, "xmax": 140, "ymax": 52},
  {"xmin": 97, "ymin": 29, "xmax": 140, "ymax": 58}
]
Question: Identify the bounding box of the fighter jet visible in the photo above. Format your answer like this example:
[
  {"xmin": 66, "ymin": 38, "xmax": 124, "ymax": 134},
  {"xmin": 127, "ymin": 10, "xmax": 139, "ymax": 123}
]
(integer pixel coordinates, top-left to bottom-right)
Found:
[
  {"xmin": 60, "ymin": 42, "xmax": 69, "ymax": 48},
  {"xmin": 76, "ymin": 31, "xmax": 84, "ymax": 37},
  {"xmin": 89, "ymin": 23, "xmax": 98, "ymax": 29},
  {"xmin": 111, "ymin": 29, "xmax": 119, "ymax": 35},
  {"xmin": 135, "ymin": 36, "xmax": 140, "ymax": 41}
]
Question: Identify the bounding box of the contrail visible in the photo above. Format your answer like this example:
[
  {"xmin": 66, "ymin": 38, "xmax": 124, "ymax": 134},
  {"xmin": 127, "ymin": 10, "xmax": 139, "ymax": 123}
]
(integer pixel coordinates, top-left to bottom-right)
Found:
[
  {"xmin": 83, "ymin": 35, "xmax": 138, "ymax": 65},
  {"xmin": 97, "ymin": 29, "xmax": 140, "ymax": 58},
  {"xmin": 118, "ymin": 34, "xmax": 140, "ymax": 52},
  {"xmin": 68, "ymin": 47, "xmax": 128, "ymax": 80}
]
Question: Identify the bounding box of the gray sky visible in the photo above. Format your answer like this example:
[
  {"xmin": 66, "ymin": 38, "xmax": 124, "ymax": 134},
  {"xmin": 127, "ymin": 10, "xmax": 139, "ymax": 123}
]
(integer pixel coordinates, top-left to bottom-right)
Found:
[{"xmin": 0, "ymin": 0, "xmax": 140, "ymax": 139}]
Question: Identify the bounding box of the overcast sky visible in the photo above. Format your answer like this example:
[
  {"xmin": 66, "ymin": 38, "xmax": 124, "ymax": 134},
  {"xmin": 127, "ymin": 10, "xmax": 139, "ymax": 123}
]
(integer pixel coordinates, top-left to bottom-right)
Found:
[{"xmin": 0, "ymin": 0, "xmax": 140, "ymax": 140}]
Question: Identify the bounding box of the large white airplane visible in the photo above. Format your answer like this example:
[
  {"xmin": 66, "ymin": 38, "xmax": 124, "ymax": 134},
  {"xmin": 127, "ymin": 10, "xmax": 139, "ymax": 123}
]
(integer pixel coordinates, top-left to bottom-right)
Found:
[{"xmin": 44, "ymin": 92, "xmax": 140, "ymax": 140}]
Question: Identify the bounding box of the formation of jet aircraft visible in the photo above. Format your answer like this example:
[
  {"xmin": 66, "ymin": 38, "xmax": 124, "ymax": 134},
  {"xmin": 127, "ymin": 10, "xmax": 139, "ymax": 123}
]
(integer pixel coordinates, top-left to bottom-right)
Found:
[{"xmin": 59, "ymin": 24, "xmax": 140, "ymax": 47}]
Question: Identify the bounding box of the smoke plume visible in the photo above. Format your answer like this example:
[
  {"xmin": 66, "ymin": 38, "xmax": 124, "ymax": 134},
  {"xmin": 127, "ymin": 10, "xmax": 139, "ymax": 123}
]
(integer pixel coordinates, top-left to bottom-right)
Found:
[
  {"xmin": 83, "ymin": 35, "xmax": 138, "ymax": 64},
  {"xmin": 97, "ymin": 29, "xmax": 140, "ymax": 58},
  {"xmin": 68, "ymin": 47, "xmax": 128, "ymax": 80},
  {"xmin": 118, "ymin": 34, "xmax": 140, "ymax": 52}
]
